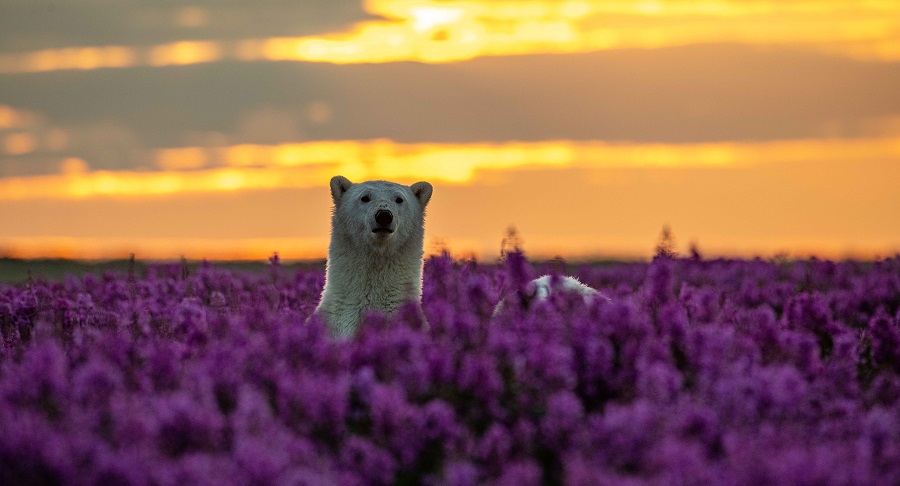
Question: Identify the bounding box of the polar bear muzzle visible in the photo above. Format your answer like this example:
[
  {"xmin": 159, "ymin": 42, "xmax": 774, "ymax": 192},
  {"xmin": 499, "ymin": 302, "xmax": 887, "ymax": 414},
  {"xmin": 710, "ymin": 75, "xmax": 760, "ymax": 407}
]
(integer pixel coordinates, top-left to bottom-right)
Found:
[{"xmin": 373, "ymin": 210, "xmax": 394, "ymax": 234}]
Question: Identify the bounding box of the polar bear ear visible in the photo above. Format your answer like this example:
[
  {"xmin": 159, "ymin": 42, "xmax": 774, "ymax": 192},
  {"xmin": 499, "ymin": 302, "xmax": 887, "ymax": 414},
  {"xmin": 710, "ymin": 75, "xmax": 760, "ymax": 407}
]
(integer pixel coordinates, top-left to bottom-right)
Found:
[
  {"xmin": 410, "ymin": 181, "xmax": 433, "ymax": 207},
  {"xmin": 330, "ymin": 176, "xmax": 353, "ymax": 204}
]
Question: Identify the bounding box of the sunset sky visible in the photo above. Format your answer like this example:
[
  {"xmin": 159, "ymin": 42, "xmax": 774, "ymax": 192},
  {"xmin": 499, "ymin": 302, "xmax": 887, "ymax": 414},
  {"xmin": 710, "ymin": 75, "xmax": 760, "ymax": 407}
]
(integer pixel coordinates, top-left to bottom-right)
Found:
[{"xmin": 1, "ymin": 0, "xmax": 899, "ymax": 260}]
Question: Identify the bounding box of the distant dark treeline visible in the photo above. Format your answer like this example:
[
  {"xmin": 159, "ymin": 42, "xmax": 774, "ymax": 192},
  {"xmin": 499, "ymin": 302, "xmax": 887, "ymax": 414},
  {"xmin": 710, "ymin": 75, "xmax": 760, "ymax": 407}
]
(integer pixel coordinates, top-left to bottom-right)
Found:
[{"xmin": 0, "ymin": 257, "xmax": 329, "ymax": 285}]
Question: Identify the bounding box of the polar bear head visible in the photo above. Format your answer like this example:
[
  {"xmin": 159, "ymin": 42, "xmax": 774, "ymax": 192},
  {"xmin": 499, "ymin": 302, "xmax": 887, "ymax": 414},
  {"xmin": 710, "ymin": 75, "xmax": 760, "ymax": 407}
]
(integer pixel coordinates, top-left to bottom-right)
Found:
[{"xmin": 329, "ymin": 176, "xmax": 433, "ymax": 255}]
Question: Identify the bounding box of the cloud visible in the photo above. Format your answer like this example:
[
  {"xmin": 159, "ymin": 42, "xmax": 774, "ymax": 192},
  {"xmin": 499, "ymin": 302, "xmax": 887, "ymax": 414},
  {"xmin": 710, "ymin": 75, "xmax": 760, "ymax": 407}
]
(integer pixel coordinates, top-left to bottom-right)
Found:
[
  {"xmin": 2, "ymin": 44, "xmax": 900, "ymax": 179},
  {"xmin": 64, "ymin": 121, "xmax": 144, "ymax": 171},
  {"xmin": 0, "ymin": 104, "xmax": 40, "ymax": 129},
  {"xmin": 3, "ymin": 0, "xmax": 900, "ymax": 74},
  {"xmin": 3, "ymin": 132, "xmax": 37, "ymax": 155},
  {"xmin": 234, "ymin": 105, "xmax": 307, "ymax": 145},
  {"xmin": 2, "ymin": 135, "xmax": 899, "ymax": 200},
  {"xmin": 0, "ymin": 1, "xmax": 367, "ymax": 53}
]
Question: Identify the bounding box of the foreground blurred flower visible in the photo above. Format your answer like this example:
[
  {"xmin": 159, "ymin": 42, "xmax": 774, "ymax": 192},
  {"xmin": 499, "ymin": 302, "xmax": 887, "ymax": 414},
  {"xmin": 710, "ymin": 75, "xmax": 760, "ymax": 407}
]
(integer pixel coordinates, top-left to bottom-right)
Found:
[{"xmin": 0, "ymin": 254, "xmax": 897, "ymax": 483}]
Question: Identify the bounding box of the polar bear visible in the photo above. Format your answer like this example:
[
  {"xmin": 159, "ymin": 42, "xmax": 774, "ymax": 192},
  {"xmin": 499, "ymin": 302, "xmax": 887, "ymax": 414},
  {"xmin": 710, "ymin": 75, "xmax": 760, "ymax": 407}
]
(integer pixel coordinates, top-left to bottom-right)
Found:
[
  {"xmin": 314, "ymin": 175, "xmax": 433, "ymax": 337},
  {"xmin": 492, "ymin": 275, "xmax": 607, "ymax": 317}
]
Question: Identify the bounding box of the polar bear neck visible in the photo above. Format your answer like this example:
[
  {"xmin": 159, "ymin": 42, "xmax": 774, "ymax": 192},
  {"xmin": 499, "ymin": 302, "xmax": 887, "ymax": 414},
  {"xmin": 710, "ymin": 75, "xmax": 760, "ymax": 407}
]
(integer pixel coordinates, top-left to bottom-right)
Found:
[{"xmin": 322, "ymin": 232, "xmax": 425, "ymax": 314}]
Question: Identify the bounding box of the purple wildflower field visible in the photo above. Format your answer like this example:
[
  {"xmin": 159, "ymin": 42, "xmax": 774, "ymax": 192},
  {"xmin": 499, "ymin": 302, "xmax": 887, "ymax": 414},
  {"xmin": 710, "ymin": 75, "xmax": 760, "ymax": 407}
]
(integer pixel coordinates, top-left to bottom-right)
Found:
[{"xmin": 1, "ymin": 251, "xmax": 899, "ymax": 485}]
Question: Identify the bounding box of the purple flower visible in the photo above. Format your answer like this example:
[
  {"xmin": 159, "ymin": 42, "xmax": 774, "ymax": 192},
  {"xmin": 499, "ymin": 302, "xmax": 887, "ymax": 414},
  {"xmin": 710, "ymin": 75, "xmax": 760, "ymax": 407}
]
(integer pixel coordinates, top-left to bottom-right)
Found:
[
  {"xmin": 636, "ymin": 361, "xmax": 682, "ymax": 404},
  {"xmin": 868, "ymin": 308, "xmax": 900, "ymax": 372},
  {"xmin": 88, "ymin": 448, "xmax": 148, "ymax": 486},
  {"xmin": 154, "ymin": 392, "xmax": 227, "ymax": 457},
  {"xmin": 71, "ymin": 357, "xmax": 123, "ymax": 408},
  {"xmin": 2, "ymin": 340, "xmax": 69, "ymax": 419},
  {"xmin": 476, "ymin": 423, "xmax": 512, "ymax": 469},
  {"xmin": 0, "ymin": 254, "xmax": 898, "ymax": 483},
  {"xmin": 340, "ymin": 436, "xmax": 397, "ymax": 485},
  {"xmin": 456, "ymin": 352, "xmax": 504, "ymax": 413},
  {"xmin": 591, "ymin": 401, "xmax": 660, "ymax": 472},
  {"xmin": 494, "ymin": 460, "xmax": 542, "ymax": 486},
  {"xmin": 539, "ymin": 391, "xmax": 585, "ymax": 450},
  {"xmin": 643, "ymin": 257, "xmax": 676, "ymax": 306},
  {"xmin": 367, "ymin": 384, "xmax": 424, "ymax": 467},
  {"xmin": 443, "ymin": 460, "xmax": 479, "ymax": 486},
  {"xmin": 276, "ymin": 372, "xmax": 349, "ymax": 442}
]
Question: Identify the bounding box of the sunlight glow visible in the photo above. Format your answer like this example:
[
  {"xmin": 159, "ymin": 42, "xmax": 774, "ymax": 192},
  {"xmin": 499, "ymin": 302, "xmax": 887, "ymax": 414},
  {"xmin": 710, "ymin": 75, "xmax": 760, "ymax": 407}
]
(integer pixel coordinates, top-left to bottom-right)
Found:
[
  {"xmin": 0, "ymin": 46, "xmax": 136, "ymax": 73},
  {"xmin": 409, "ymin": 5, "xmax": 466, "ymax": 32},
  {"xmin": 1, "ymin": 0, "xmax": 899, "ymax": 73},
  {"xmin": 2, "ymin": 136, "xmax": 900, "ymax": 201},
  {"xmin": 149, "ymin": 41, "xmax": 221, "ymax": 67},
  {"xmin": 256, "ymin": 0, "xmax": 900, "ymax": 63}
]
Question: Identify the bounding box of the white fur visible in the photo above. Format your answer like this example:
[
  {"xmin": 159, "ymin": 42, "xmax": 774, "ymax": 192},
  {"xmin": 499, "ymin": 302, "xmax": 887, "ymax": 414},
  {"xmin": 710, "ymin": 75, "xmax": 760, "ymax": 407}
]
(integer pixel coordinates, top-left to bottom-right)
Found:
[
  {"xmin": 493, "ymin": 275, "xmax": 607, "ymax": 316},
  {"xmin": 314, "ymin": 176, "xmax": 433, "ymax": 337}
]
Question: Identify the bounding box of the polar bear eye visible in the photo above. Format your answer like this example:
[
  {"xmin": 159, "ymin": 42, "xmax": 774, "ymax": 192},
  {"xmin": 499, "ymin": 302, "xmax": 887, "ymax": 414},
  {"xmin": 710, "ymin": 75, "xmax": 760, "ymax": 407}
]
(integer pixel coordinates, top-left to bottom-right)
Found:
[
  {"xmin": 360, "ymin": 195, "xmax": 370, "ymax": 203},
  {"xmin": 395, "ymin": 197, "xmax": 404, "ymax": 204}
]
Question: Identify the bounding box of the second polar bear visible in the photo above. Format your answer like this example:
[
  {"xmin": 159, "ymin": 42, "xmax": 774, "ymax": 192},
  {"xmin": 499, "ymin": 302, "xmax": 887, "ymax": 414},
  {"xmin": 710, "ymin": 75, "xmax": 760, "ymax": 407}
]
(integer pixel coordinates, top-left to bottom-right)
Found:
[
  {"xmin": 492, "ymin": 274, "xmax": 607, "ymax": 316},
  {"xmin": 314, "ymin": 175, "xmax": 433, "ymax": 337}
]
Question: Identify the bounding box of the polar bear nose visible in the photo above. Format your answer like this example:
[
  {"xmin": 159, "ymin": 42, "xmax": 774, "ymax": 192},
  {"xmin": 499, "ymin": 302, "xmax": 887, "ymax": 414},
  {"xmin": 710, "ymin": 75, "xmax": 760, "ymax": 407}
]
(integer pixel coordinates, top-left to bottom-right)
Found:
[{"xmin": 375, "ymin": 209, "xmax": 393, "ymax": 227}]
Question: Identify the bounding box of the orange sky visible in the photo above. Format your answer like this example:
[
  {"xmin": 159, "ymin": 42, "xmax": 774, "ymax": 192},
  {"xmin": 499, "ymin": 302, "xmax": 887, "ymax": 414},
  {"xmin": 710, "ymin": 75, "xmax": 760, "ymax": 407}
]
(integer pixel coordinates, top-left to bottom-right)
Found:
[{"xmin": 1, "ymin": 0, "xmax": 899, "ymax": 260}]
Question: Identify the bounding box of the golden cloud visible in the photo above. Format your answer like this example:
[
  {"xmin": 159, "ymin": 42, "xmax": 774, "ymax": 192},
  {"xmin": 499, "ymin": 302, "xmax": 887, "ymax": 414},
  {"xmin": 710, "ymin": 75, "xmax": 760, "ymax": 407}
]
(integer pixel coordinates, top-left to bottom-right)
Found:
[
  {"xmin": 1, "ymin": 0, "xmax": 899, "ymax": 73},
  {"xmin": 1, "ymin": 136, "xmax": 899, "ymax": 200}
]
